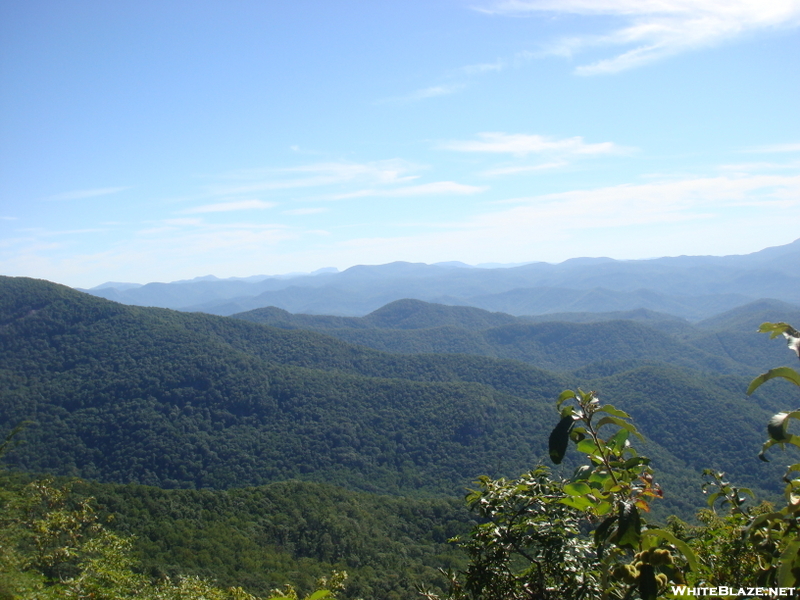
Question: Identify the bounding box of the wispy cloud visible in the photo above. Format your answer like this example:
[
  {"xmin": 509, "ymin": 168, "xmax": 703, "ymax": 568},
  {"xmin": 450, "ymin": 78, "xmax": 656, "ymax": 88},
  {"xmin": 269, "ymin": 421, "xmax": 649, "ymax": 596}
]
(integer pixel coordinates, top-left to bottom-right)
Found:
[
  {"xmin": 481, "ymin": 161, "xmax": 568, "ymax": 176},
  {"xmin": 746, "ymin": 142, "xmax": 800, "ymax": 153},
  {"xmin": 378, "ymin": 83, "xmax": 466, "ymax": 104},
  {"xmin": 457, "ymin": 51, "xmax": 536, "ymax": 75},
  {"xmin": 283, "ymin": 207, "xmax": 329, "ymax": 215},
  {"xmin": 441, "ymin": 132, "xmax": 628, "ymax": 155},
  {"xmin": 479, "ymin": 0, "xmax": 800, "ymax": 74},
  {"xmin": 209, "ymin": 160, "xmax": 421, "ymax": 196},
  {"xmin": 316, "ymin": 171, "xmax": 800, "ymax": 267},
  {"xmin": 459, "ymin": 60, "xmax": 507, "ymax": 75},
  {"xmin": 181, "ymin": 199, "xmax": 278, "ymax": 214},
  {"xmin": 330, "ymin": 181, "xmax": 487, "ymax": 200},
  {"xmin": 47, "ymin": 187, "xmax": 129, "ymax": 201},
  {"xmin": 16, "ymin": 227, "xmax": 110, "ymax": 237}
]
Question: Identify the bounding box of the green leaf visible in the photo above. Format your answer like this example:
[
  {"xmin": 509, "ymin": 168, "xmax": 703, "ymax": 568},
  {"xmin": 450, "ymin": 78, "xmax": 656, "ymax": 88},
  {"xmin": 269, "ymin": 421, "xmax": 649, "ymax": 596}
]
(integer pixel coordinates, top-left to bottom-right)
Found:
[
  {"xmin": 557, "ymin": 389, "xmax": 576, "ymax": 409},
  {"xmin": 747, "ymin": 367, "xmax": 800, "ymax": 395},
  {"xmin": 589, "ymin": 470, "xmax": 612, "ymax": 486},
  {"xmin": 776, "ymin": 540, "xmax": 800, "ymax": 587},
  {"xmin": 759, "ymin": 434, "xmax": 800, "ymax": 461},
  {"xmin": 758, "ymin": 321, "xmax": 798, "ymax": 339},
  {"xmin": 559, "ymin": 496, "xmax": 595, "ymax": 511},
  {"xmin": 572, "ymin": 465, "xmax": 592, "ymax": 481},
  {"xmin": 596, "ymin": 404, "xmax": 632, "ymax": 419},
  {"xmin": 595, "ymin": 416, "xmax": 644, "ymax": 441},
  {"xmin": 758, "ymin": 438, "xmax": 778, "ymax": 461},
  {"xmin": 607, "ymin": 428, "xmax": 630, "ymax": 453},
  {"xmin": 306, "ymin": 591, "xmax": 332, "ymax": 600},
  {"xmin": 746, "ymin": 511, "xmax": 784, "ymax": 536},
  {"xmin": 705, "ymin": 491, "xmax": 723, "ymax": 509},
  {"xmin": 622, "ymin": 456, "xmax": 649, "ymax": 469},
  {"xmin": 549, "ymin": 416, "xmax": 574, "ymax": 465},
  {"xmin": 564, "ymin": 482, "xmax": 592, "ymax": 496},
  {"xmin": 595, "ymin": 500, "xmax": 613, "ymax": 516},
  {"xmin": 576, "ymin": 438, "xmax": 601, "ymax": 455}
]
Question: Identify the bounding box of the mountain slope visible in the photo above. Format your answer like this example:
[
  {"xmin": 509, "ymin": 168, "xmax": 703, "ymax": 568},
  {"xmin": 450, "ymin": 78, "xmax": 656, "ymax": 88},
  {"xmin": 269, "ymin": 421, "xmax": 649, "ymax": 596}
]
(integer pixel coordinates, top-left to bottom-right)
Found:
[
  {"xmin": 234, "ymin": 299, "xmax": 793, "ymax": 376},
  {"xmin": 1, "ymin": 276, "xmax": 794, "ymax": 516},
  {"xmin": 0, "ymin": 276, "xmax": 566, "ymax": 494}
]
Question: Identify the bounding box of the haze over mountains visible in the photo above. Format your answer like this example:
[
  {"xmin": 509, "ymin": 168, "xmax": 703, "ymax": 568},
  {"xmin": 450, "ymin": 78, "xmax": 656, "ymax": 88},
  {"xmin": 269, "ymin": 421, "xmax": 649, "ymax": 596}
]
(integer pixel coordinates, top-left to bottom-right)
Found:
[{"xmin": 79, "ymin": 239, "xmax": 800, "ymax": 320}]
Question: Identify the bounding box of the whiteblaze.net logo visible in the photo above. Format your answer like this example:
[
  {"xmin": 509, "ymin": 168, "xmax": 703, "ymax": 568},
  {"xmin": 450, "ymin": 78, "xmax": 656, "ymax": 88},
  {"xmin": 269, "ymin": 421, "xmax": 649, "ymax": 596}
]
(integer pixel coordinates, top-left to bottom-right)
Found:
[{"xmin": 671, "ymin": 586, "xmax": 797, "ymax": 597}]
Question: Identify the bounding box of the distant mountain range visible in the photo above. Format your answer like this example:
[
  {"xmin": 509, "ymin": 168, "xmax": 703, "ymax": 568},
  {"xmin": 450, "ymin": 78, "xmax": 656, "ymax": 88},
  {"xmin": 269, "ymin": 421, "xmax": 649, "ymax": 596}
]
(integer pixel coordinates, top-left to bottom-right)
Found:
[{"xmin": 78, "ymin": 239, "xmax": 800, "ymax": 320}]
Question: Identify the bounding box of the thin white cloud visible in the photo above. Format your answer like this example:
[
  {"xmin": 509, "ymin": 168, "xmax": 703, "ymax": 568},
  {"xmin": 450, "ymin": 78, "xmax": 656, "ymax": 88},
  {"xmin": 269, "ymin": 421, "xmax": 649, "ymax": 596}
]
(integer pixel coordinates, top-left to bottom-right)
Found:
[
  {"xmin": 47, "ymin": 187, "xmax": 129, "ymax": 201},
  {"xmin": 330, "ymin": 181, "xmax": 487, "ymax": 200},
  {"xmin": 470, "ymin": 173, "xmax": 800, "ymax": 230},
  {"xmin": 378, "ymin": 83, "xmax": 466, "ymax": 104},
  {"xmin": 718, "ymin": 160, "xmax": 800, "ymax": 173},
  {"xmin": 441, "ymin": 132, "xmax": 630, "ymax": 156},
  {"xmin": 481, "ymin": 161, "xmax": 568, "ymax": 176},
  {"xmin": 375, "ymin": 82, "xmax": 467, "ymax": 105},
  {"xmin": 479, "ymin": 0, "xmax": 800, "ymax": 74},
  {"xmin": 459, "ymin": 59, "xmax": 507, "ymax": 75},
  {"xmin": 458, "ymin": 51, "xmax": 536, "ymax": 75},
  {"xmin": 210, "ymin": 160, "xmax": 421, "ymax": 196},
  {"xmin": 11, "ymin": 227, "xmax": 110, "ymax": 239},
  {"xmin": 746, "ymin": 142, "xmax": 800, "ymax": 153},
  {"xmin": 1, "ymin": 216, "xmax": 18, "ymax": 221},
  {"xmin": 283, "ymin": 207, "xmax": 329, "ymax": 215},
  {"xmin": 181, "ymin": 199, "xmax": 277, "ymax": 214},
  {"xmin": 411, "ymin": 84, "xmax": 465, "ymax": 99},
  {"xmin": 318, "ymin": 171, "xmax": 800, "ymax": 268}
]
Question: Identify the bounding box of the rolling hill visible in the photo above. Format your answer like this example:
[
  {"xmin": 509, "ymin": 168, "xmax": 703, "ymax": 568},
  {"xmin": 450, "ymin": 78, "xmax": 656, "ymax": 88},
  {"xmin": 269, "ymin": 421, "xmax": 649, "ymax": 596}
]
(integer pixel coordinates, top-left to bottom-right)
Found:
[
  {"xmin": 2, "ymin": 275, "xmax": 798, "ymax": 519},
  {"xmin": 233, "ymin": 298, "xmax": 797, "ymax": 375}
]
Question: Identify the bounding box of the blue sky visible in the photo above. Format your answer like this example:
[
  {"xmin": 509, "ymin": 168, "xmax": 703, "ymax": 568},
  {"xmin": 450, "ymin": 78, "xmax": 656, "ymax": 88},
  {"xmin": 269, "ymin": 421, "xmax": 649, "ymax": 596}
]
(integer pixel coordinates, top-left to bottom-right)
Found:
[{"xmin": 1, "ymin": 0, "xmax": 799, "ymax": 287}]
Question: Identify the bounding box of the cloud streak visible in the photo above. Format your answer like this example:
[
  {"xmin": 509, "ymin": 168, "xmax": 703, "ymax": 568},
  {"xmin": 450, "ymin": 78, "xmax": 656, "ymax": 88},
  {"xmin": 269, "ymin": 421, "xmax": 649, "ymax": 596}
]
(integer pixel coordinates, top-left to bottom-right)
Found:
[
  {"xmin": 441, "ymin": 132, "xmax": 628, "ymax": 155},
  {"xmin": 330, "ymin": 181, "xmax": 487, "ymax": 200},
  {"xmin": 480, "ymin": 0, "xmax": 800, "ymax": 74},
  {"xmin": 209, "ymin": 160, "xmax": 421, "ymax": 196},
  {"xmin": 378, "ymin": 83, "xmax": 466, "ymax": 104},
  {"xmin": 181, "ymin": 200, "xmax": 278, "ymax": 214},
  {"xmin": 746, "ymin": 142, "xmax": 800, "ymax": 154},
  {"xmin": 316, "ymin": 171, "xmax": 800, "ymax": 267},
  {"xmin": 48, "ymin": 187, "xmax": 129, "ymax": 201},
  {"xmin": 283, "ymin": 208, "xmax": 329, "ymax": 215}
]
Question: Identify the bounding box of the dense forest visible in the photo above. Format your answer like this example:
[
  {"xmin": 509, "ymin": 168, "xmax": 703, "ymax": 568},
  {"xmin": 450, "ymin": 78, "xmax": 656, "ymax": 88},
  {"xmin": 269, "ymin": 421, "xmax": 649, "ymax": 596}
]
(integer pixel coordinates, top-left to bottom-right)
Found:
[{"xmin": 2, "ymin": 274, "xmax": 800, "ymax": 598}]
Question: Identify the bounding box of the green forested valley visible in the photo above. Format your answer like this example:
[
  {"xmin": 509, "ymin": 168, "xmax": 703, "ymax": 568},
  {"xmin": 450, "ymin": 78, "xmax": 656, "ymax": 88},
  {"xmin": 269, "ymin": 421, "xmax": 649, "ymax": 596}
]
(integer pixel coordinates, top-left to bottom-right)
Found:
[{"xmin": 2, "ymin": 275, "xmax": 799, "ymax": 598}]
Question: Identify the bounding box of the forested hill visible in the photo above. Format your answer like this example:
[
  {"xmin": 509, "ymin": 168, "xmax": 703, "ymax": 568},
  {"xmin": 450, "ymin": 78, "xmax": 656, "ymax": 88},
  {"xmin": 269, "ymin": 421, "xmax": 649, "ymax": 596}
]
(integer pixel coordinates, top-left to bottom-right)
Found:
[
  {"xmin": 233, "ymin": 298, "xmax": 800, "ymax": 375},
  {"xmin": 0, "ymin": 275, "xmax": 795, "ymax": 517}
]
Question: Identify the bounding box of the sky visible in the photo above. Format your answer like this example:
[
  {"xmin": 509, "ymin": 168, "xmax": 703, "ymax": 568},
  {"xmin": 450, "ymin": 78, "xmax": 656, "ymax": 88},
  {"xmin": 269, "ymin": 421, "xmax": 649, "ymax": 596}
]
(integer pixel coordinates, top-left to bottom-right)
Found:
[{"xmin": 1, "ymin": 0, "xmax": 799, "ymax": 288}]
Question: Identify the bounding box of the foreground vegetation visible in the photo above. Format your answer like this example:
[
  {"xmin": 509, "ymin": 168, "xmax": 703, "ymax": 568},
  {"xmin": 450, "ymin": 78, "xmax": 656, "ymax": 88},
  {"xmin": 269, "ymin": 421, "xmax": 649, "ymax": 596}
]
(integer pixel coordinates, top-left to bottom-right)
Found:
[
  {"xmin": 430, "ymin": 321, "xmax": 800, "ymax": 599},
  {"xmin": 0, "ymin": 470, "xmax": 471, "ymax": 599}
]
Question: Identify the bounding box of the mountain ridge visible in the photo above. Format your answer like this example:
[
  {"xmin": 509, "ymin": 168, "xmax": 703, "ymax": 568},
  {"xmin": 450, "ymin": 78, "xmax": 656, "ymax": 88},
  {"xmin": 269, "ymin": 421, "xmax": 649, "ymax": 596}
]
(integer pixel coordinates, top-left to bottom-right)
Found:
[{"xmin": 78, "ymin": 239, "xmax": 800, "ymax": 318}]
